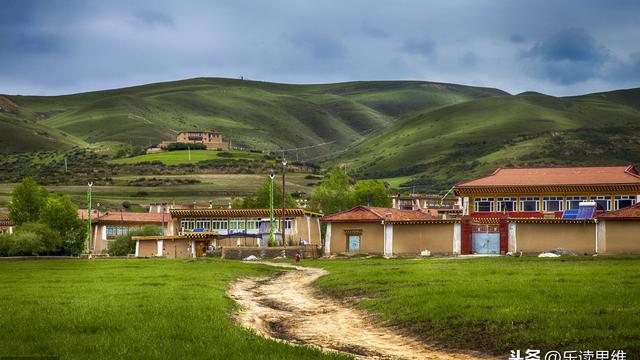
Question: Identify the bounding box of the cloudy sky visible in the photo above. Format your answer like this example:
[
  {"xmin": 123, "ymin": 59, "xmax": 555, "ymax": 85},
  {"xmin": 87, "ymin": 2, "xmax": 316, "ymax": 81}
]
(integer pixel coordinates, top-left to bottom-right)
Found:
[{"xmin": 1, "ymin": 0, "xmax": 639, "ymax": 96}]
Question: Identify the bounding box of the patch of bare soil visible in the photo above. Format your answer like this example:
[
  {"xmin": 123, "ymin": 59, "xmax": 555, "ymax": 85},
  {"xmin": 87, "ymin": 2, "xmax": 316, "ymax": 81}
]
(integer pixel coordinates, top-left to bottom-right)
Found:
[{"xmin": 228, "ymin": 262, "xmax": 495, "ymax": 360}]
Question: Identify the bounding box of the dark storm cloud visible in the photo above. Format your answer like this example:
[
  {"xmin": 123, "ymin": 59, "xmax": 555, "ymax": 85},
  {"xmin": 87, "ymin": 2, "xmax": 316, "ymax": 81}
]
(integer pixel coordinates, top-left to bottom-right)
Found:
[
  {"xmin": 524, "ymin": 28, "xmax": 610, "ymax": 85},
  {"xmin": 1, "ymin": 0, "xmax": 640, "ymax": 96}
]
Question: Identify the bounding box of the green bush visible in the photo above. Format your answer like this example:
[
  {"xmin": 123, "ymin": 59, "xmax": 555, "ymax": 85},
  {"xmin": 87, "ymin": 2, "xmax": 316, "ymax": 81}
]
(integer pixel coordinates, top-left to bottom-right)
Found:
[
  {"xmin": 8, "ymin": 231, "xmax": 46, "ymax": 256},
  {"xmin": 16, "ymin": 222, "xmax": 63, "ymax": 255},
  {"xmin": 165, "ymin": 143, "xmax": 206, "ymax": 151},
  {"xmin": 0, "ymin": 234, "xmax": 14, "ymax": 257}
]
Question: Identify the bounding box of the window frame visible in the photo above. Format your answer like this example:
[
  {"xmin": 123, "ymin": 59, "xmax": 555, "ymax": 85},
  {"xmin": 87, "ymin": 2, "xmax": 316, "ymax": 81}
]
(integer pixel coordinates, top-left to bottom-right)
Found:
[
  {"xmin": 614, "ymin": 195, "xmax": 636, "ymax": 210},
  {"xmin": 542, "ymin": 196, "xmax": 564, "ymax": 212},
  {"xmin": 474, "ymin": 197, "xmax": 494, "ymax": 213},
  {"xmin": 496, "ymin": 197, "xmax": 516, "ymax": 212},
  {"xmin": 519, "ymin": 196, "xmax": 540, "ymax": 212}
]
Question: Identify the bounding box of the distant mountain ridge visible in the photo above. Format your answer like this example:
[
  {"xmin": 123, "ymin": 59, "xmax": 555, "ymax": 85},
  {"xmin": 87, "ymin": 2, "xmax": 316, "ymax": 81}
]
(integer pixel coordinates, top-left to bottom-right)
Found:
[
  {"xmin": 1, "ymin": 77, "xmax": 639, "ymax": 192},
  {"xmin": 0, "ymin": 77, "xmax": 506, "ymax": 157}
]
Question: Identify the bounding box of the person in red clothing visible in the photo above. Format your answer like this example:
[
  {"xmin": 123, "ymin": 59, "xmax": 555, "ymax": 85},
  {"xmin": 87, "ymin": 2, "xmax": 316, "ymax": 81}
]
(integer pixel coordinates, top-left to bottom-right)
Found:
[{"xmin": 294, "ymin": 251, "xmax": 301, "ymax": 263}]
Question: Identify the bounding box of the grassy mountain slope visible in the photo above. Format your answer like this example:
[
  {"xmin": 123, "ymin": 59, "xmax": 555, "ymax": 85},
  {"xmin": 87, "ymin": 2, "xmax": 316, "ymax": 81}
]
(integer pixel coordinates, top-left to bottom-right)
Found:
[
  {"xmin": 335, "ymin": 88, "xmax": 640, "ymax": 191},
  {"xmin": 1, "ymin": 78, "xmax": 506, "ymax": 155}
]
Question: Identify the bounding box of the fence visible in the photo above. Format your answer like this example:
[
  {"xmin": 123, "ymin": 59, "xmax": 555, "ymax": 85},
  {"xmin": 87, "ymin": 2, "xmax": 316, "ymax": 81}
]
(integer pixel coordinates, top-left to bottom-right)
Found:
[{"xmin": 221, "ymin": 245, "xmax": 321, "ymax": 260}]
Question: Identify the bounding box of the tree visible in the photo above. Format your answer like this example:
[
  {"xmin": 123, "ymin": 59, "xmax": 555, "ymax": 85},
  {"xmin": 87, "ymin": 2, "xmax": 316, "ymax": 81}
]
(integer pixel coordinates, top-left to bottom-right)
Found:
[
  {"xmin": 353, "ymin": 180, "xmax": 392, "ymax": 207},
  {"xmin": 309, "ymin": 167, "xmax": 355, "ymax": 214},
  {"xmin": 8, "ymin": 177, "xmax": 48, "ymax": 225},
  {"xmin": 242, "ymin": 179, "xmax": 296, "ymax": 208},
  {"xmin": 40, "ymin": 194, "xmax": 86, "ymax": 256},
  {"xmin": 107, "ymin": 225, "xmax": 162, "ymax": 256}
]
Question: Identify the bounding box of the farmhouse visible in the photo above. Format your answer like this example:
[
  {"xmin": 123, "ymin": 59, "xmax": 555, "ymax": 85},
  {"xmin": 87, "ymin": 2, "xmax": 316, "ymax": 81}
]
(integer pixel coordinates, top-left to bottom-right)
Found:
[
  {"xmin": 80, "ymin": 210, "xmax": 171, "ymax": 254},
  {"xmin": 321, "ymin": 206, "xmax": 458, "ymax": 256},
  {"xmin": 175, "ymin": 131, "xmax": 230, "ymax": 150},
  {"xmin": 133, "ymin": 208, "xmax": 322, "ymax": 258},
  {"xmin": 320, "ymin": 166, "xmax": 640, "ymax": 257},
  {"xmin": 452, "ymin": 165, "xmax": 640, "ymax": 255},
  {"xmin": 455, "ymin": 165, "xmax": 640, "ymax": 216}
]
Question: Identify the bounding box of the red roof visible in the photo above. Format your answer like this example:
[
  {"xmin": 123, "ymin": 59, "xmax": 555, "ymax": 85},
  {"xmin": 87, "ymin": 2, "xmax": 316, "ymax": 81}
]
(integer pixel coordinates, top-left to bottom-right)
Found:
[
  {"xmin": 96, "ymin": 212, "xmax": 170, "ymax": 224},
  {"xmin": 78, "ymin": 209, "xmax": 101, "ymax": 222},
  {"xmin": 78, "ymin": 210, "xmax": 170, "ymax": 224},
  {"xmin": 456, "ymin": 165, "xmax": 640, "ymax": 187},
  {"xmin": 321, "ymin": 205, "xmax": 436, "ymax": 223},
  {"xmin": 597, "ymin": 202, "xmax": 640, "ymax": 220}
]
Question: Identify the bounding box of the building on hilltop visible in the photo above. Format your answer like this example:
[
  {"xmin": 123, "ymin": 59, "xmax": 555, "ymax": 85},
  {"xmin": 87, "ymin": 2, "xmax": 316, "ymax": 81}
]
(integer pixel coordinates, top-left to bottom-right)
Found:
[{"xmin": 175, "ymin": 131, "xmax": 230, "ymax": 150}]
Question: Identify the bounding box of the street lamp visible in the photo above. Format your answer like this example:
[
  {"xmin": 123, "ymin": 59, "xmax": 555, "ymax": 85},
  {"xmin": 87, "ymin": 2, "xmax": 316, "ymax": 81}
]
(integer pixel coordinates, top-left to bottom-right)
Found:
[
  {"xmin": 281, "ymin": 159, "xmax": 287, "ymax": 246},
  {"xmin": 87, "ymin": 182, "xmax": 93, "ymax": 258},
  {"xmin": 269, "ymin": 171, "xmax": 275, "ymax": 245}
]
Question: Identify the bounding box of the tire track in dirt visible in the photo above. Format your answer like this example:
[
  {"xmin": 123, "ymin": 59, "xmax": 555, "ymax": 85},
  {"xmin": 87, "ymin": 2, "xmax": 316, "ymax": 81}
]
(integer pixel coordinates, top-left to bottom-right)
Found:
[{"xmin": 228, "ymin": 262, "xmax": 495, "ymax": 360}]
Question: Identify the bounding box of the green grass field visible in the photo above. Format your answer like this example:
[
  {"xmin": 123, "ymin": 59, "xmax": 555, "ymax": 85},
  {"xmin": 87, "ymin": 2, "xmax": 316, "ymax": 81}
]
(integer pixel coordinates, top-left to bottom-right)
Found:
[
  {"xmin": 110, "ymin": 150, "xmax": 268, "ymax": 165},
  {"xmin": 0, "ymin": 259, "xmax": 347, "ymax": 360},
  {"xmin": 0, "ymin": 172, "xmax": 318, "ymax": 209},
  {"xmin": 308, "ymin": 256, "xmax": 640, "ymax": 356}
]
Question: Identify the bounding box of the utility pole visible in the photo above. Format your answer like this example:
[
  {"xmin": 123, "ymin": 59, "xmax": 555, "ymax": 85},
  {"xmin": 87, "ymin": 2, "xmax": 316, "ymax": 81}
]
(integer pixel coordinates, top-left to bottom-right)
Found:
[
  {"xmin": 269, "ymin": 172, "xmax": 275, "ymax": 245},
  {"xmin": 87, "ymin": 182, "xmax": 93, "ymax": 258},
  {"xmin": 281, "ymin": 158, "xmax": 287, "ymax": 246}
]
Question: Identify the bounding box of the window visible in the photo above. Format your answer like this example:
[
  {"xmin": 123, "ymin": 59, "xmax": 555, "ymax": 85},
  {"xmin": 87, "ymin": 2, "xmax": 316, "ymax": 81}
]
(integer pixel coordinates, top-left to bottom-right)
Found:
[
  {"xmin": 230, "ymin": 219, "xmax": 245, "ymax": 230},
  {"xmin": 195, "ymin": 218, "xmax": 211, "ymax": 231},
  {"xmin": 274, "ymin": 218, "xmax": 293, "ymax": 229},
  {"xmin": 181, "ymin": 219, "xmax": 195, "ymax": 231},
  {"xmin": 496, "ymin": 197, "xmax": 516, "ymax": 212},
  {"xmin": 566, "ymin": 196, "xmax": 587, "ymax": 210},
  {"xmin": 246, "ymin": 218, "xmax": 260, "ymax": 230},
  {"xmin": 591, "ymin": 196, "xmax": 611, "ymax": 211},
  {"xmin": 211, "ymin": 218, "xmax": 228, "ymax": 230},
  {"xmin": 614, "ymin": 195, "xmax": 636, "ymax": 210},
  {"xmin": 106, "ymin": 225, "xmax": 138, "ymax": 238},
  {"xmin": 474, "ymin": 197, "xmax": 494, "ymax": 212},
  {"xmin": 519, "ymin": 197, "xmax": 540, "ymax": 211},
  {"xmin": 397, "ymin": 200, "xmax": 413, "ymax": 210},
  {"xmin": 543, "ymin": 196, "xmax": 563, "ymax": 211}
]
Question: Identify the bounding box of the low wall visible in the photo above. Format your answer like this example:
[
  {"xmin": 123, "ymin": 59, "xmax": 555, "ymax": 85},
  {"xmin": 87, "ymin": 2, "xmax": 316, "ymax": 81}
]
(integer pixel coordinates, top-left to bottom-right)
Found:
[
  {"xmin": 515, "ymin": 222, "xmax": 596, "ymax": 254},
  {"xmin": 393, "ymin": 223, "xmax": 455, "ymax": 255},
  {"xmin": 221, "ymin": 245, "xmax": 321, "ymax": 260},
  {"xmin": 603, "ymin": 221, "xmax": 640, "ymax": 254}
]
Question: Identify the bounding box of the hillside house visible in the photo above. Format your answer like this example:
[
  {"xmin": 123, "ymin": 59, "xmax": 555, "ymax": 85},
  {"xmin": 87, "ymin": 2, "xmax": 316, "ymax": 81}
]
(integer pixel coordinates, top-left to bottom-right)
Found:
[
  {"xmin": 174, "ymin": 131, "xmax": 230, "ymax": 150},
  {"xmin": 133, "ymin": 208, "xmax": 322, "ymax": 258}
]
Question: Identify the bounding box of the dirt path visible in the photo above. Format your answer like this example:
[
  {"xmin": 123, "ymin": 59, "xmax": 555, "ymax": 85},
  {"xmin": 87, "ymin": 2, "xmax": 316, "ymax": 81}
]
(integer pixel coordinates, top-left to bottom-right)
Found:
[{"xmin": 228, "ymin": 262, "xmax": 494, "ymax": 360}]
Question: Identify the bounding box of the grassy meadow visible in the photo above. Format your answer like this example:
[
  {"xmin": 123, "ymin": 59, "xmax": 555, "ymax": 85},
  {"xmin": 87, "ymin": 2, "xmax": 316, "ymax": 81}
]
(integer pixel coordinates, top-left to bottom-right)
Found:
[
  {"xmin": 0, "ymin": 172, "xmax": 318, "ymax": 209},
  {"xmin": 307, "ymin": 256, "xmax": 640, "ymax": 356},
  {"xmin": 110, "ymin": 149, "xmax": 269, "ymax": 165},
  {"xmin": 0, "ymin": 259, "xmax": 347, "ymax": 360}
]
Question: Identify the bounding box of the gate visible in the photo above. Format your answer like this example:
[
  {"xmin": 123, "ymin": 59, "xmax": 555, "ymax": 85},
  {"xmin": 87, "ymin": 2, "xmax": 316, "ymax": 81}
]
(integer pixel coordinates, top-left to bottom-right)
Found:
[{"xmin": 472, "ymin": 225, "xmax": 500, "ymax": 254}]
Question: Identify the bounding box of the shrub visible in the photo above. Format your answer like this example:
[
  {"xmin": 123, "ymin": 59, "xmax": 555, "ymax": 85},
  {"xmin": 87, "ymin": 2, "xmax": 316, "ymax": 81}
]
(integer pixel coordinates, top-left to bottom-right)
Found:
[
  {"xmin": 165, "ymin": 143, "xmax": 206, "ymax": 151},
  {"xmin": 0, "ymin": 234, "xmax": 14, "ymax": 257},
  {"xmin": 9, "ymin": 231, "xmax": 46, "ymax": 256},
  {"xmin": 17, "ymin": 222, "xmax": 63, "ymax": 255}
]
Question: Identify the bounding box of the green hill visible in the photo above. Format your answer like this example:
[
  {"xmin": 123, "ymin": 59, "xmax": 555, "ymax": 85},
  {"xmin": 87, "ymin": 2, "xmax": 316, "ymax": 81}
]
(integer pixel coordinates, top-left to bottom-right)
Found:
[
  {"xmin": 1, "ymin": 78, "xmax": 506, "ymax": 155},
  {"xmin": 334, "ymin": 88, "xmax": 640, "ymax": 191}
]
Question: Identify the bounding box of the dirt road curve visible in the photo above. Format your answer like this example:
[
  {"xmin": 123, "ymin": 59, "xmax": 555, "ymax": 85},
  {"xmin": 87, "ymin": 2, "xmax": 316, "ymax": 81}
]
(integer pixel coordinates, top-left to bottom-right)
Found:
[{"xmin": 228, "ymin": 262, "xmax": 494, "ymax": 360}]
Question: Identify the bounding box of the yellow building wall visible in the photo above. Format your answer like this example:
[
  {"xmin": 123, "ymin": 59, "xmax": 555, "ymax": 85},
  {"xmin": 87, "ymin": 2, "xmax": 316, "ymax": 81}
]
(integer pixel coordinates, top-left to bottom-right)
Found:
[
  {"xmin": 329, "ymin": 222, "xmax": 384, "ymax": 254},
  {"xmin": 515, "ymin": 223, "xmax": 596, "ymax": 254},
  {"xmin": 138, "ymin": 241, "xmax": 157, "ymax": 257},
  {"xmin": 163, "ymin": 239, "xmax": 191, "ymax": 259},
  {"xmin": 603, "ymin": 222, "xmax": 640, "ymax": 254},
  {"xmin": 393, "ymin": 223, "xmax": 454, "ymax": 255},
  {"xmin": 292, "ymin": 216, "xmax": 322, "ymax": 245}
]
